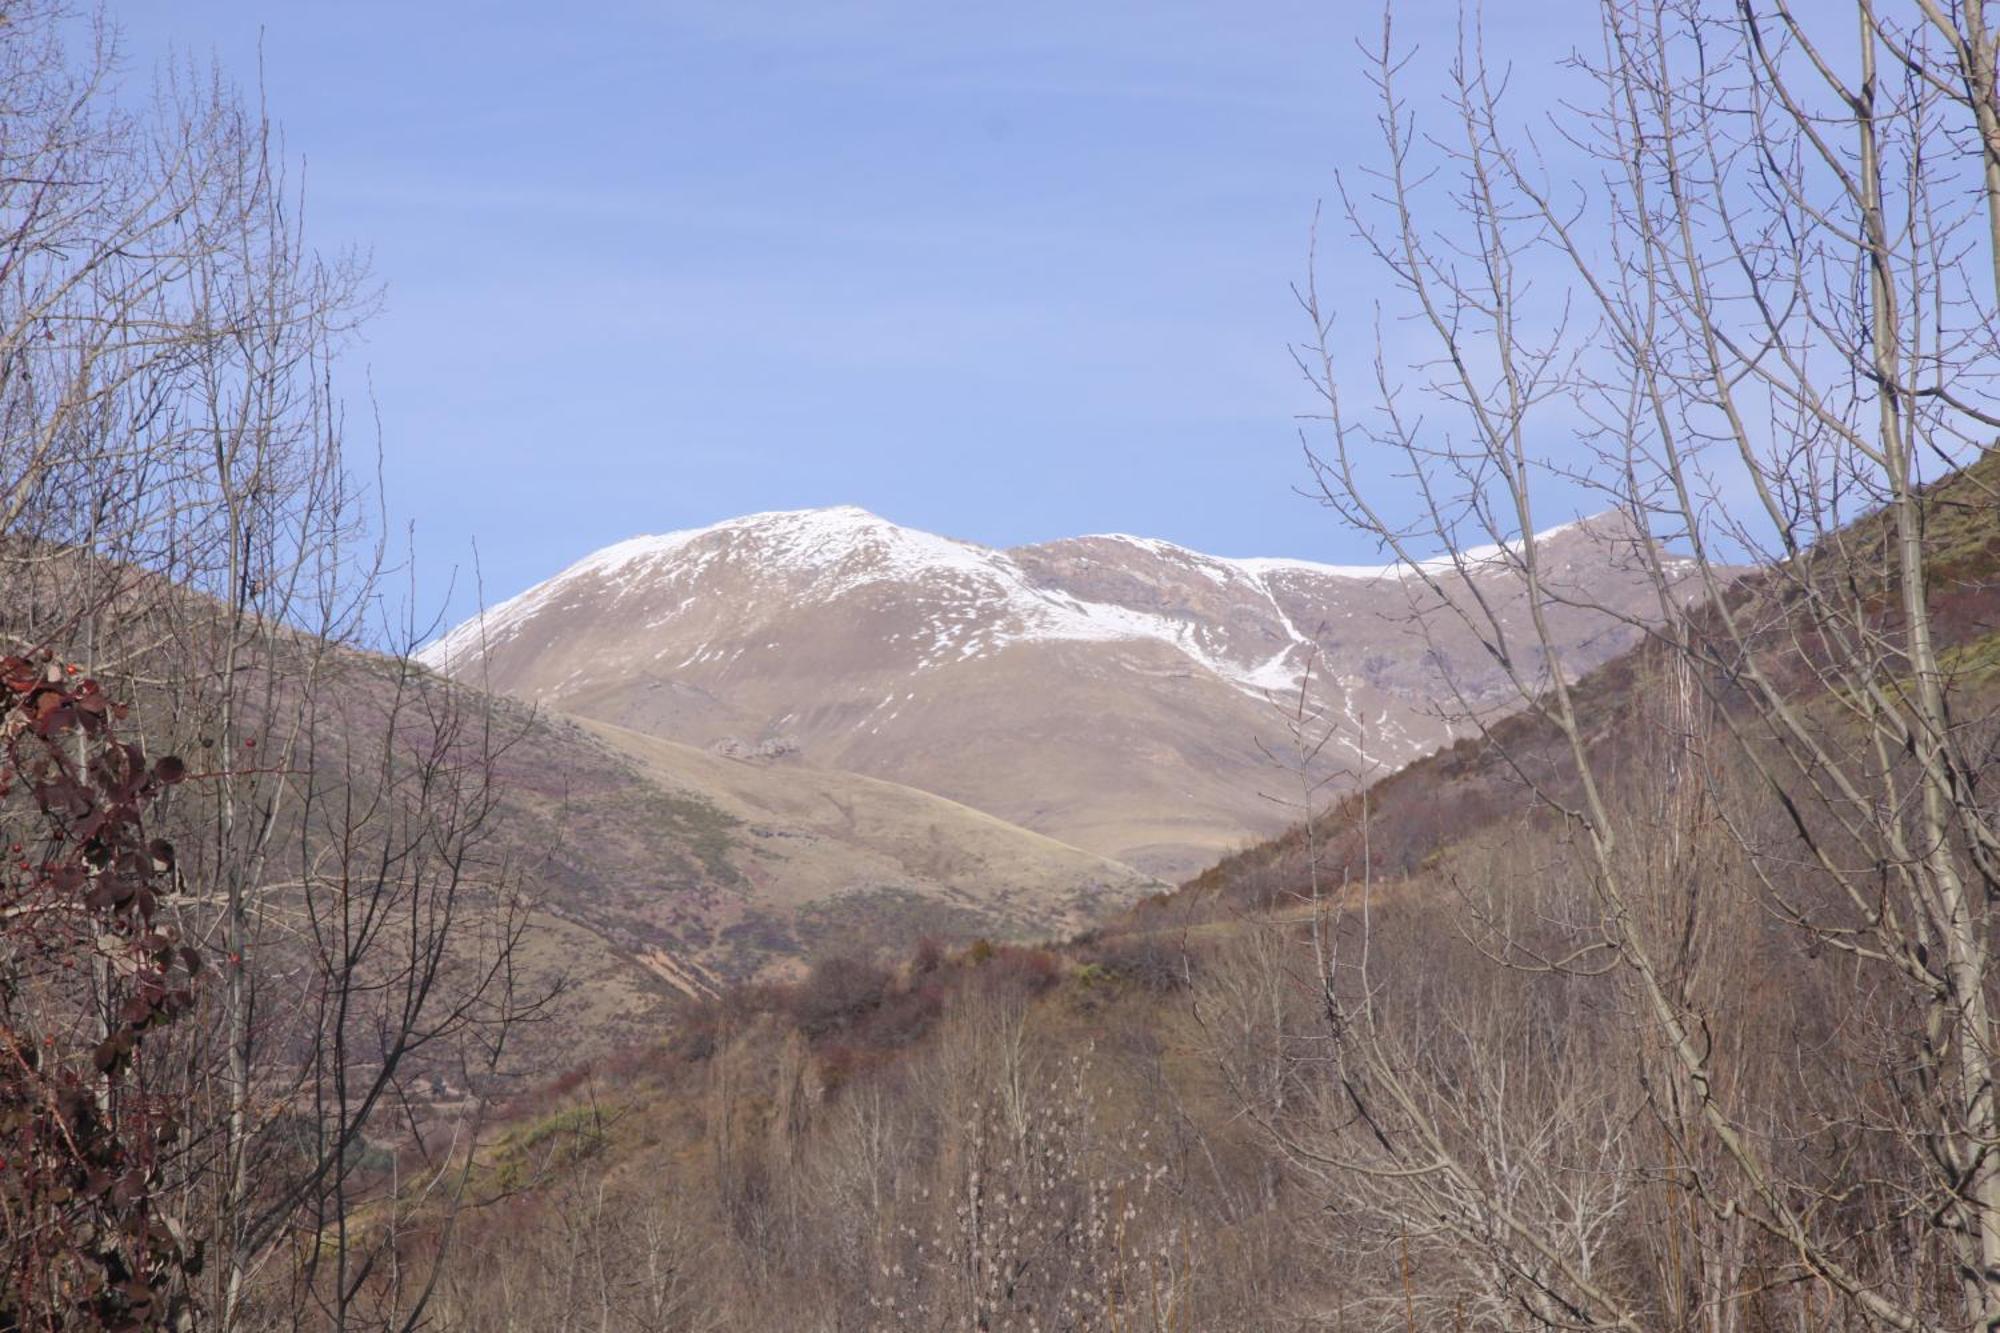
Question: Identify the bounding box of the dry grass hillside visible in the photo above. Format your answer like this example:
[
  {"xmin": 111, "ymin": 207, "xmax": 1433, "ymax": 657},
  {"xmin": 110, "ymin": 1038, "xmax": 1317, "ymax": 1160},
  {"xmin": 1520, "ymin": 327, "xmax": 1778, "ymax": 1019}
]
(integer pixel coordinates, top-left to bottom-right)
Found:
[
  {"xmin": 396, "ymin": 693, "xmax": 1159, "ymax": 1079},
  {"xmin": 1180, "ymin": 446, "xmax": 2000, "ymax": 919},
  {"xmin": 570, "ymin": 716, "xmax": 1158, "ymax": 973},
  {"xmin": 339, "ymin": 453, "xmax": 2000, "ymax": 1331},
  {"xmin": 0, "ymin": 565, "xmax": 1158, "ymax": 1083}
]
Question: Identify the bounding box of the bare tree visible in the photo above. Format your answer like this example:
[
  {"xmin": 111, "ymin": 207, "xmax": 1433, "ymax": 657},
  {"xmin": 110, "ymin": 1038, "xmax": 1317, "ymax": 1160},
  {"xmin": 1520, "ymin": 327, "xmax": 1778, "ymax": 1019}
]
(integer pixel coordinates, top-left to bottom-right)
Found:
[
  {"xmin": 0, "ymin": 7, "xmax": 547, "ymax": 1327},
  {"xmin": 1280, "ymin": 0, "xmax": 2000, "ymax": 1327}
]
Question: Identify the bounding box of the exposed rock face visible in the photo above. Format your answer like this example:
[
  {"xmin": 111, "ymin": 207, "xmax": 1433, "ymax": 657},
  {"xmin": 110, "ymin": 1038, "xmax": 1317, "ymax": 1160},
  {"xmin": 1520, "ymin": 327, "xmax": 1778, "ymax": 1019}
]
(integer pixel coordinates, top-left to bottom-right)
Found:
[{"xmin": 423, "ymin": 506, "xmax": 1682, "ymax": 877}]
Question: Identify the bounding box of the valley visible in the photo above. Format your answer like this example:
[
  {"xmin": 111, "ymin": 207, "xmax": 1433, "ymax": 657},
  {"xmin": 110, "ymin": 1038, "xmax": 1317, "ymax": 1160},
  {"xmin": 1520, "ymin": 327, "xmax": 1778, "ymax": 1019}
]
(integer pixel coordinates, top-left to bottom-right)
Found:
[{"xmin": 8, "ymin": 1, "xmax": 2000, "ymax": 1327}]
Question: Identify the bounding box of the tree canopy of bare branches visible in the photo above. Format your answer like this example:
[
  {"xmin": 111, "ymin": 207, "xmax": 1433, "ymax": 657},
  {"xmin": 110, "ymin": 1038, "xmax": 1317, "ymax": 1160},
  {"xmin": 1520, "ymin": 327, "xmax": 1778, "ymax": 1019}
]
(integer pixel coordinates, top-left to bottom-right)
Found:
[
  {"xmin": 1279, "ymin": 1, "xmax": 2000, "ymax": 1328},
  {"xmin": 0, "ymin": 6, "xmax": 546, "ymax": 1327}
]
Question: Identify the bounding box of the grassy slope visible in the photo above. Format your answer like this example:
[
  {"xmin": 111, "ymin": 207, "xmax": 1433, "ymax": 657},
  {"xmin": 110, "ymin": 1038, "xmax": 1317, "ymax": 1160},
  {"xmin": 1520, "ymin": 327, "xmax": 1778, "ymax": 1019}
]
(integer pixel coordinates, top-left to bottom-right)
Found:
[
  {"xmin": 573, "ymin": 716, "xmax": 1159, "ymax": 966},
  {"xmin": 444, "ymin": 692, "xmax": 1164, "ymax": 1078},
  {"xmin": 0, "ymin": 569, "xmax": 1166, "ymax": 1085},
  {"xmin": 465, "ymin": 442, "xmax": 2000, "ymax": 1167},
  {"xmin": 350, "ymin": 454, "xmax": 2000, "ymax": 1327},
  {"xmin": 1174, "ymin": 447, "xmax": 2000, "ymax": 919}
]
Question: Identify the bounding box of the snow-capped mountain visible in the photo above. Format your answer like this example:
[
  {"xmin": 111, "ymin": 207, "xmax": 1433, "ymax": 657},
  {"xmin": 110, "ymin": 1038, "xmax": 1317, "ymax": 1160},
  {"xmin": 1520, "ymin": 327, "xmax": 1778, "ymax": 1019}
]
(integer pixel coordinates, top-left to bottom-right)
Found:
[{"xmin": 422, "ymin": 506, "xmax": 1678, "ymax": 876}]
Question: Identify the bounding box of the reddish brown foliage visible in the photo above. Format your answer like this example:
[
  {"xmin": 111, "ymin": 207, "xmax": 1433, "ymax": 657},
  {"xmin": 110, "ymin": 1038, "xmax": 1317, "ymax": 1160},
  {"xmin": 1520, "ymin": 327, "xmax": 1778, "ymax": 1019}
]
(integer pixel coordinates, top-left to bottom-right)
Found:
[
  {"xmin": 0, "ymin": 652, "xmax": 200, "ymax": 1330},
  {"xmin": 971, "ymin": 943, "xmax": 1064, "ymax": 996},
  {"xmin": 787, "ymin": 955, "xmax": 893, "ymax": 1037}
]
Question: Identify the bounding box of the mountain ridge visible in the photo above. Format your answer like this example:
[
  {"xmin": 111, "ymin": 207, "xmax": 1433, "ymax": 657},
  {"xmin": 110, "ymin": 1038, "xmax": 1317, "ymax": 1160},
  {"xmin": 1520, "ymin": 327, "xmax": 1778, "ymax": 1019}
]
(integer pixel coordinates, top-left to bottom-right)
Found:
[
  {"xmin": 420, "ymin": 504, "xmax": 1616, "ymax": 692},
  {"xmin": 421, "ymin": 504, "xmax": 1684, "ymax": 876}
]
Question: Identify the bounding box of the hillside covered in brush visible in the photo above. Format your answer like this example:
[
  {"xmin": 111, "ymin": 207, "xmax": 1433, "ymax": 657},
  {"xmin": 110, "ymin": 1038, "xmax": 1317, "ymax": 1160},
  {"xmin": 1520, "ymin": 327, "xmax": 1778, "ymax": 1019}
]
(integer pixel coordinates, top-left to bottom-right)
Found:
[{"xmin": 369, "ymin": 448, "xmax": 2000, "ymax": 1330}]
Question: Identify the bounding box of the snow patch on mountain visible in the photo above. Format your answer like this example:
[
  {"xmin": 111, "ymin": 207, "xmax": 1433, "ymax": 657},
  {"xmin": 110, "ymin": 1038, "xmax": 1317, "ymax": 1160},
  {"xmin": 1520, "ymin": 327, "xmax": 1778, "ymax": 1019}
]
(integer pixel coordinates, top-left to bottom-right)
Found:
[{"xmin": 420, "ymin": 505, "xmax": 1604, "ymax": 700}]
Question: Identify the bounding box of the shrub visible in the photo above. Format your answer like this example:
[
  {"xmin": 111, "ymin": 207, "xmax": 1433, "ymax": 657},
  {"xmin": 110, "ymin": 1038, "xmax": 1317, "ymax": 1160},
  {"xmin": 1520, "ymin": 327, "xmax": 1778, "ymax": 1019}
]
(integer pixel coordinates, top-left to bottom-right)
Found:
[
  {"xmin": 850, "ymin": 980, "xmax": 944, "ymax": 1051},
  {"xmin": 0, "ymin": 654, "xmax": 199, "ymax": 1327},
  {"xmin": 789, "ymin": 953, "xmax": 892, "ymax": 1037},
  {"xmin": 1081, "ymin": 933, "xmax": 1191, "ymax": 992},
  {"xmin": 983, "ymin": 944, "xmax": 1062, "ymax": 996}
]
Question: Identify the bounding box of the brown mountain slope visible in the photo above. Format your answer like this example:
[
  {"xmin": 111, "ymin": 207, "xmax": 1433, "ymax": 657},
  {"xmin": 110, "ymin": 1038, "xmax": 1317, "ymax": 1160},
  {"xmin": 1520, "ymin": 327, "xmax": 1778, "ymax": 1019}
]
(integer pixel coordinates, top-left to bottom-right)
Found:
[
  {"xmin": 358, "ymin": 456, "xmax": 2000, "ymax": 1331},
  {"xmin": 1179, "ymin": 447, "xmax": 2000, "ymax": 917},
  {"xmin": 0, "ymin": 561, "xmax": 1156, "ymax": 1077},
  {"xmin": 459, "ymin": 697, "xmax": 1154, "ymax": 1027},
  {"xmin": 422, "ymin": 506, "xmax": 1691, "ymax": 877},
  {"xmin": 558, "ymin": 715, "xmax": 1157, "ymax": 975}
]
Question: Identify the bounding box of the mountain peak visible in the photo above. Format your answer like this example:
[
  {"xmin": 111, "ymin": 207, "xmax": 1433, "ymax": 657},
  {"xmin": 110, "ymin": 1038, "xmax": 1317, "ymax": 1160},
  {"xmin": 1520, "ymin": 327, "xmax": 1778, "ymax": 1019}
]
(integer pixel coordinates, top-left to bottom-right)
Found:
[
  {"xmin": 559, "ymin": 504, "xmax": 902, "ymax": 579},
  {"xmin": 422, "ymin": 507, "xmax": 1642, "ymax": 676},
  {"xmin": 420, "ymin": 501, "xmax": 1685, "ymax": 875}
]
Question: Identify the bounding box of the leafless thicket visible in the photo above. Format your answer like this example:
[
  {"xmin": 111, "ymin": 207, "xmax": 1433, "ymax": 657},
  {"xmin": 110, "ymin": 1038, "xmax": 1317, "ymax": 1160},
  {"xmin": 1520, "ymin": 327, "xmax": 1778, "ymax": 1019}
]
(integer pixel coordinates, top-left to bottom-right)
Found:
[
  {"xmin": 412, "ymin": 951, "xmax": 1242, "ymax": 1333},
  {"xmin": 0, "ymin": 5, "xmax": 544, "ymax": 1328},
  {"xmin": 1275, "ymin": 0, "xmax": 2000, "ymax": 1327}
]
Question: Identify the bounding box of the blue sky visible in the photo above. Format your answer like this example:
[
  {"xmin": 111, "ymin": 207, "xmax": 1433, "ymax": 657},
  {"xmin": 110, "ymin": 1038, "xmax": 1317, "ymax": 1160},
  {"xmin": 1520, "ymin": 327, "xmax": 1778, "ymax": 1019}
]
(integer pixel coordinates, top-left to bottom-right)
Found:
[{"xmin": 108, "ymin": 2, "xmax": 1596, "ymax": 627}]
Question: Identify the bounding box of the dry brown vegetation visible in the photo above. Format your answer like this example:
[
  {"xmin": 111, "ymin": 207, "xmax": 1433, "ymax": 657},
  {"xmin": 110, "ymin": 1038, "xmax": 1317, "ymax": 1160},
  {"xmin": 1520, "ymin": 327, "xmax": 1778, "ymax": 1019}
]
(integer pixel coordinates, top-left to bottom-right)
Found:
[
  {"xmin": 381, "ymin": 0, "xmax": 2000, "ymax": 1324},
  {"xmin": 357, "ymin": 594, "xmax": 1999, "ymax": 1329},
  {"xmin": 11, "ymin": 0, "xmax": 2000, "ymax": 1328},
  {"xmin": 0, "ymin": 6, "xmax": 548, "ymax": 1324}
]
